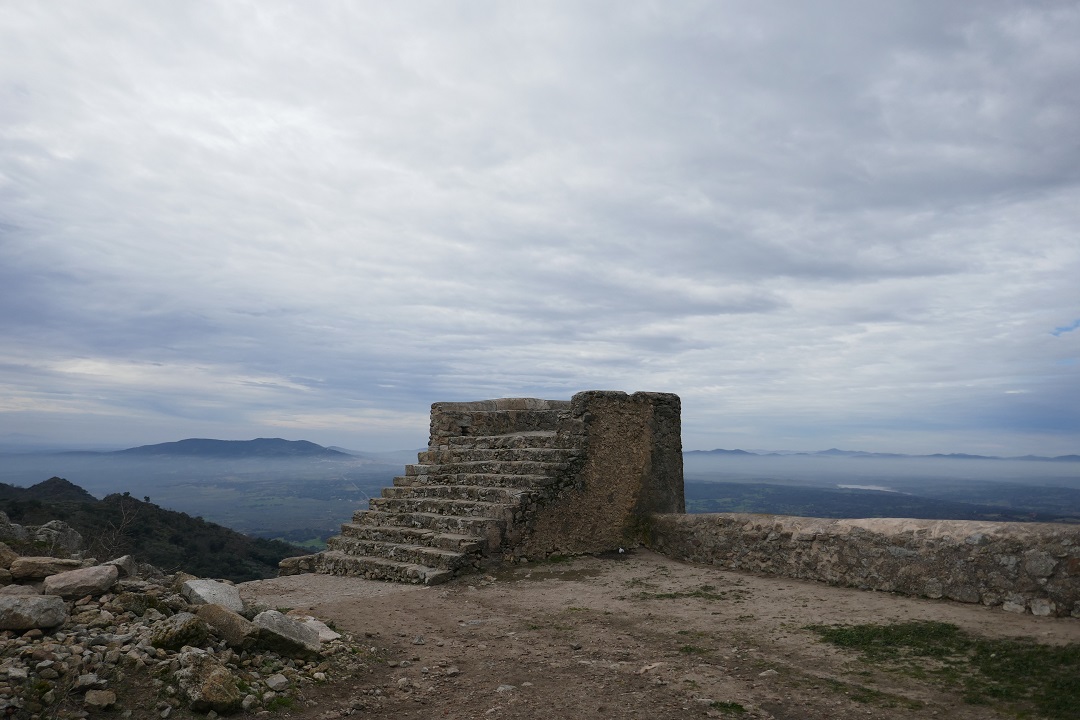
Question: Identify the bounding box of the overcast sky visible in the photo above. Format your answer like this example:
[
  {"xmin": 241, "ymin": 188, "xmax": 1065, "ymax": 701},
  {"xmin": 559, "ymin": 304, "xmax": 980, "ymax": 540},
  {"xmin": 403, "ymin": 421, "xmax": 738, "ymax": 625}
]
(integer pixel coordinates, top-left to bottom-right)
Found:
[{"xmin": 1, "ymin": 1, "xmax": 1078, "ymax": 456}]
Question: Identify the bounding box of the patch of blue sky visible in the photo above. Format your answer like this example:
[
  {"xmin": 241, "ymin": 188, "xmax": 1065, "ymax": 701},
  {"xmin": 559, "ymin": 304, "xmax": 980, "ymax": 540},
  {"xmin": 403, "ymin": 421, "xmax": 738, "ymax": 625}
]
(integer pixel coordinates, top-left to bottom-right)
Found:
[{"xmin": 1051, "ymin": 319, "xmax": 1080, "ymax": 336}]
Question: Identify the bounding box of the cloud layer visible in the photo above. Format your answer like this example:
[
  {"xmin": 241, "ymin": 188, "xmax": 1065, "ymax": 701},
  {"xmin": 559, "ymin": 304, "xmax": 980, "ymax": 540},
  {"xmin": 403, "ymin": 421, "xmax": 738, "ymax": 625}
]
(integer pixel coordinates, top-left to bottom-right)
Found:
[{"xmin": 1, "ymin": 1, "xmax": 1078, "ymax": 454}]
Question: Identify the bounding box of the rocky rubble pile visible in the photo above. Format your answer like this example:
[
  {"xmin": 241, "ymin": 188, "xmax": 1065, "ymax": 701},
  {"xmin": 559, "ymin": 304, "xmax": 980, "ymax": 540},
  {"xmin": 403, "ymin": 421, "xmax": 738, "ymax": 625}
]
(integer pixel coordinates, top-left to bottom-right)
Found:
[{"xmin": 0, "ymin": 540, "xmax": 374, "ymax": 718}]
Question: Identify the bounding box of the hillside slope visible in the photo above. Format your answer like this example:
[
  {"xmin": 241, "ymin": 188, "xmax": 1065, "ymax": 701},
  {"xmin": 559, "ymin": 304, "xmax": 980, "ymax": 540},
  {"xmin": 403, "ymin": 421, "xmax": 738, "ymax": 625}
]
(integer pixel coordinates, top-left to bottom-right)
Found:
[{"xmin": 0, "ymin": 477, "xmax": 304, "ymax": 581}]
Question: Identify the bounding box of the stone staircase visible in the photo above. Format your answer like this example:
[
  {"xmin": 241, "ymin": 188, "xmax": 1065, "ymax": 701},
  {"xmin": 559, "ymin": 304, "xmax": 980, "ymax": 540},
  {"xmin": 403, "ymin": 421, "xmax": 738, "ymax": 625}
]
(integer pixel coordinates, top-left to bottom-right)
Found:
[{"xmin": 306, "ymin": 420, "xmax": 582, "ymax": 585}]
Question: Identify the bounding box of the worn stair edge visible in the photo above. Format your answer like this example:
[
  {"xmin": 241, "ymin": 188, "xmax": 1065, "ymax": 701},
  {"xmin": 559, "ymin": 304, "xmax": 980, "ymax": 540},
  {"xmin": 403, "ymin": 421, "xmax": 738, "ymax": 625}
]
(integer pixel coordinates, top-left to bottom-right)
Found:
[
  {"xmin": 337, "ymin": 523, "xmax": 483, "ymax": 553},
  {"xmin": 368, "ymin": 496, "xmax": 519, "ymax": 520},
  {"xmin": 325, "ymin": 537, "xmax": 475, "ymax": 571},
  {"xmin": 381, "ymin": 484, "xmax": 532, "ymax": 504},
  {"xmin": 312, "ymin": 550, "xmax": 453, "ymax": 585},
  {"xmin": 418, "ymin": 447, "xmax": 581, "ymax": 464},
  {"xmin": 405, "ymin": 460, "xmax": 570, "ymax": 476},
  {"xmin": 445, "ymin": 431, "xmax": 561, "ymax": 449},
  {"xmin": 351, "ymin": 509, "xmax": 506, "ymax": 535},
  {"xmin": 394, "ymin": 473, "xmax": 558, "ymax": 489}
]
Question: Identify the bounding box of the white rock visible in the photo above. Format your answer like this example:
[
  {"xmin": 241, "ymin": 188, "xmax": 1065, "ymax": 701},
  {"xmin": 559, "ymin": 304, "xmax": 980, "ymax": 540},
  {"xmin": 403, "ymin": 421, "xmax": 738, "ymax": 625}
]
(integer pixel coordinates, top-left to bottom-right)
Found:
[
  {"xmin": 252, "ymin": 610, "xmax": 320, "ymax": 656},
  {"xmin": 181, "ymin": 579, "xmax": 244, "ymax": 613}
]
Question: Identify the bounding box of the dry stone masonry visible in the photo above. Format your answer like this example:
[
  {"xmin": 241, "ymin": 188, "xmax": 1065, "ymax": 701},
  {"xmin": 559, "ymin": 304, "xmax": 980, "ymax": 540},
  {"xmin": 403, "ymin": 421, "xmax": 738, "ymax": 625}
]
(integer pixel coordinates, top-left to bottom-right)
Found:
[
  {"xmin": 281, "ymin": 391, "xmax": 684, "ymax": 584},
  {"xmin": 647, "ymin": 513, "xmax": 1080, "ymax": 617}
]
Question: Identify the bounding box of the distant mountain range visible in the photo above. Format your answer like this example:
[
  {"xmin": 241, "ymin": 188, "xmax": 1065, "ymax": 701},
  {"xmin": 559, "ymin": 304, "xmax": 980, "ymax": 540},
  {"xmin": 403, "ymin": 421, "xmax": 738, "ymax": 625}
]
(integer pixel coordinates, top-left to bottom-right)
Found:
[
  {"xmin": 1, "ymin": 436, "xmax": 1075, "ymax": 463},
  {"xmin": 685, "ymin": 448, "xmax": 1080, "ymax": 462},
  {"xmin": 113, "ymin": 437, "xmax": 350, "ymax": 459}
]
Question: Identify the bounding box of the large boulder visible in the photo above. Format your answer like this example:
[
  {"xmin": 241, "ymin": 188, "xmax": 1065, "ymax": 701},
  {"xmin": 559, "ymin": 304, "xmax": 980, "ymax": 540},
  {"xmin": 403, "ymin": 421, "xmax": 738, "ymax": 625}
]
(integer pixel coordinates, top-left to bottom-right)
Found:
[
  {"xmin": 181, "ymin": 578, "xmax": 244, "ymax": 613},
  {"xmin": 150, "ymin": 612, "xmax": 209, "ymax": 651},
  {"xmin": 0, "ymin": 512, "xmax": 27, "ymax": 544},
  {"xmin": 0, "ymin": 542, "xmax": 18, "ymax": 569},
  {"xmin": 9, "ymin": 557, "xmax": 82, "ymax": 580},
  {"xmin": 103, "ymin": 555, "xmax": 139, "ymax": 578},
  {"xmin": 286, "ymin": 611, "xmax": 341, "ymax": 642},
  {"xmin": 195, "ymin": 603, "xmax": 259, "ymax": 650},
  {"xmin": 174, "ymin": 652, "xmax": 243, "ymax": 714},
  {"xmin": 32, "ymin": 520, "xmax": 83, "ymax": 556},
  {"xmin": 252, "ymin": 610, "xmax": 320, "ymax": 657},
  {"xmin": 43, "ymin": 564, "xmax": 119, "ymax": 598},
  {"xmin": 0, "ymin": 595, "xmax": 68, "ymax": 630}
]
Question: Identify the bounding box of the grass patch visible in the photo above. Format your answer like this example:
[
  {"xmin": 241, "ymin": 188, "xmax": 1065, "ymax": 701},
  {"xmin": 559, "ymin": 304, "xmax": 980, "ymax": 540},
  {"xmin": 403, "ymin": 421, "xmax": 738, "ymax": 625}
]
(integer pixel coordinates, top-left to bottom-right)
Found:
[
  {"xmin": 678, "ymin": 645, "xmax": 710, "ymax": 655},
  {"xmin": 709, "ymin": 700, "xmax": 746, "ymax": 714},
  {"xmin": 809, "ymin": 620, "xmax": 1080, "ymax": 719},
  {"xmin": 266, "ymin": 695, "xmax": 295, "ymax": 711}
]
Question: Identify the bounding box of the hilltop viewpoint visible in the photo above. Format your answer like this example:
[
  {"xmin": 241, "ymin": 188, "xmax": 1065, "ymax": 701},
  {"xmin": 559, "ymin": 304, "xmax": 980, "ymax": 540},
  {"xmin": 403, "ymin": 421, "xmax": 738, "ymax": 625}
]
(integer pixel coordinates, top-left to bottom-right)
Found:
[{"xmin": 237, "ymin": 549, "xmax": 1080, "ymax": 720}]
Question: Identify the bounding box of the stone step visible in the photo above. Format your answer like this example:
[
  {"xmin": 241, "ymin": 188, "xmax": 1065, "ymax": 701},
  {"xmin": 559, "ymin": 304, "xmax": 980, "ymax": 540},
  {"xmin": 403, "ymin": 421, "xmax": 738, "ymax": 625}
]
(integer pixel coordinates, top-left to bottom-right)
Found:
[
  {"xmin": 446, "ymin": 431, "xmax": 560, "ymax": 450},
  {"xmin": 418, "ymin": 447, "xmax": 580, "ymax": 464},
  {"xmin": 352, "ymin": 509, "xmax": 505, "ymax": 537},
  {"xmin": 313, "ymin": 550, "xmax": 453, "ymax": 585},
  {"xmin": 381, "ymin": 484, "xmax": 532, "ymax": 504},
  {"xmin": 325, "ymin": 537, "xmax": 474, "ymax": 571},
  {"xmin": 405, "ymin": 460, "xmax": 569, "ymax": 477},
  {"xmin": 449, "ymin": 409, "xmax": 565, "ymax": 435},
  {"xmin": 337, "ymin": 523, "xmax": 482, "ymax": 553},
  {"xmin": 368, "ymin": 496, "xmax": 516, "ymax": 520},
  {"xmin": 394, "ymin": 473, "xmax": 556, "ymax": 489}
]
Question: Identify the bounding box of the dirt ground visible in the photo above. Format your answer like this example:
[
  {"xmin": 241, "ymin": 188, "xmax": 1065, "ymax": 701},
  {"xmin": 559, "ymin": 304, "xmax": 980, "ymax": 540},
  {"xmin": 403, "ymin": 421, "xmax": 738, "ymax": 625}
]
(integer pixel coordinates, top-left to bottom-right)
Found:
[{"xmin": 237, "ymin": 549, "xmax": 1080, "ymax": 720}]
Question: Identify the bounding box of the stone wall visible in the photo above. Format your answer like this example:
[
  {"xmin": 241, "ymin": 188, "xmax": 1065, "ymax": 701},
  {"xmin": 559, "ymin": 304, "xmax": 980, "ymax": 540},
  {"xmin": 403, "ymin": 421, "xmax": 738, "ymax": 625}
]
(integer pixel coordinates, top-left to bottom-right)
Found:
[
  {"xmin": 512, "ymin": 391, "xmax": 684, "ymax": 559},
  {"xmin": 647, "ymin": 513, "xmax": 1080, "ymax": 617},
  {"xmin": 428, "ymin": 398, "xmax": 571, "ymax": 448}
]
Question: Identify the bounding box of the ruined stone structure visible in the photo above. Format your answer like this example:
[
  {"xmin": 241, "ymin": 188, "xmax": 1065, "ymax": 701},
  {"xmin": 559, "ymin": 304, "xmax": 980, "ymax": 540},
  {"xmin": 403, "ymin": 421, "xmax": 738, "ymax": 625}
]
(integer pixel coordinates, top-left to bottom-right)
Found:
[
  {"xmin": 279, "ymin": 391, "xmax": 683, "ymax": 584},
  {"xmin": 281, "ymin": 391, "xmax": 1080, "ymax": 617}
]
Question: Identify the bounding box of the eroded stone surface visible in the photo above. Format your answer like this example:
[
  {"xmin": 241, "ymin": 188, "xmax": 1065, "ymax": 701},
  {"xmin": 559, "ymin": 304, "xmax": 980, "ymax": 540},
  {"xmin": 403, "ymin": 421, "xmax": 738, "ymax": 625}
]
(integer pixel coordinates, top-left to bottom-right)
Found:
[
  {"xmin": 175, "ymin": 652, "xmax": 243, "ymax": 714},
  {"xmin": 182, "ymin": 578, "xmax": 244, "ymax": 612},
  {"xmin": 151, "ymin": 611, "xmax": 209, "ymax": 650},
  {"xmin": 42, "ymin": 564, "xmax": 119, "ymax": 598},
  {"xmin": 9, "ymin": 556, "xmax": 83, "ymax": 580},
  {"xmin": 253, "ymin": 609, "xmax": 321, "ymax": 657},
  {"xmin": 195, "ymin": 602, "xmax": 259, "ymax": 650},
  {"xmin": 0, "ymin": 594, "xmax": 68, "ymax": 629},
  {"xmin": 649, "ymin": 513, "xmax": 1080, "ymax": 616}
]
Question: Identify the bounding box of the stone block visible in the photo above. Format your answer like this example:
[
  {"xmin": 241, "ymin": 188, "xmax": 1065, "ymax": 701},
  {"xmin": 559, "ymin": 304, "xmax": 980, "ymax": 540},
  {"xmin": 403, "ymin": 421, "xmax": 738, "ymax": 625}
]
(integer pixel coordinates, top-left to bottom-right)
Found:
[
  {"xmin": 181, "ymin": 578, "xmax": 244, "ymax": 613},
  {"xmin": 175, "ymin": 652, "xmax": 243, "ymax": 714},
  {"xmin": 0, "ymin": 542, "xmax": 18, "ymax": 569},
  {"xmin": 9, "ymin": 557, "xmax": 82, "ymax": 580},
  {"xmin": 151, "ymin": 611, "xmax": 209, "ymax": 651},
  {"xmin": 196, "ymin": 603, "xmax": 259, "ymax": 650},
  {"xmin": 42, "ymin": 564, "xmax": 118, "ymax": 598},
  {"xmin": 0, "ymin": 595, "xmax": 68, "ymax": 630},
  {"xmin": 103, "ymin": 554, "xmax": 139, "ymax": 578},
  {"xmin": 252, "ymin": 609, "xmax": 320, "ymax": 657}
]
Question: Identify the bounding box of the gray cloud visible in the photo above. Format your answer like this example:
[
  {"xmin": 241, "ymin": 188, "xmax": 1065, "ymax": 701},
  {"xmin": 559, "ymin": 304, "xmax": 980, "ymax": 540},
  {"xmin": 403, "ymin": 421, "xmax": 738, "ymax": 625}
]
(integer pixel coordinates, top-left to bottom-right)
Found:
[{"xmin": 1, "ymin": 1, "xmax": 1077, "ymax": 455}]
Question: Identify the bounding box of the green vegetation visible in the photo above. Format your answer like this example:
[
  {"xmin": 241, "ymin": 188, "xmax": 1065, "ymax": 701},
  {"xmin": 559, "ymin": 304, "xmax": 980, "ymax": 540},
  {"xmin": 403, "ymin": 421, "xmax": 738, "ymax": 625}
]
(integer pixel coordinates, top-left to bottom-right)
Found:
[
  {"xmin": 809, "ymin": 620, "xmax": 1080, "ymax": 718},
  {"xmin": 266, "ymin": 695, "xmax": 295, "ymax": 711},
  {"xmin": 0, "ymin": 478, "xmax": 305, "ymax": 582},
  {"xmin": 709, "ymin": 701, "xmax": 746, "ymax": 714},
  {"xmin": 678, "ymin": 644, "xmax": 709, "ymax": 655}
]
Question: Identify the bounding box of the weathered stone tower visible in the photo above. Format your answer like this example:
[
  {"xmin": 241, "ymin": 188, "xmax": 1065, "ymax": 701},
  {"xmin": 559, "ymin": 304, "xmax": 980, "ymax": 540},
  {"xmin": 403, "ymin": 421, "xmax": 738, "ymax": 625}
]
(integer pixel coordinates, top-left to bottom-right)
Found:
[{"xmin": 280, "ymin": 391, "xmax": 683, "ymax": 584}]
